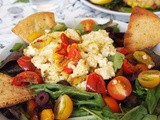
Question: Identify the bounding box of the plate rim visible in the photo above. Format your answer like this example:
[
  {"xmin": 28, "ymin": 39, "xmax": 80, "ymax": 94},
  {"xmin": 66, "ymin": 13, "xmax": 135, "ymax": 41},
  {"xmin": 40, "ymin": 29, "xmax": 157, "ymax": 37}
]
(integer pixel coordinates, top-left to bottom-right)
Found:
[{"xmin": 80, "ymin": 0, "xmax": 160, "ymax": 16}]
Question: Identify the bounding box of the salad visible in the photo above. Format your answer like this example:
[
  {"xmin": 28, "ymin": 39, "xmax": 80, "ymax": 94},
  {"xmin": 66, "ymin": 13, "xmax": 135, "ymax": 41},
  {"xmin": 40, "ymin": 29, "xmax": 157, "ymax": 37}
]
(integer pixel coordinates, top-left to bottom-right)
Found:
[
  {"xmin": 0, "ymin": 18, "xmax": 160, "ymax": 120},
  {"xmin": 88, "ymin": 0, "xmax": 160, "ymax": 13}
]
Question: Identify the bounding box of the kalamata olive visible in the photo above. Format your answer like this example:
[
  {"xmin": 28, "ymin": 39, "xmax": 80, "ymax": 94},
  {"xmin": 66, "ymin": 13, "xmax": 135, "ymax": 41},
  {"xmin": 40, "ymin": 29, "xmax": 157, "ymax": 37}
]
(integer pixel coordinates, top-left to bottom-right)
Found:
[
  {"xmin": 35, "ymin": 91, "xmax": 50, "ymax": 107},
  {"xmin": 57, "ymin": 80, "xmax": 71, "ymax": 86}
]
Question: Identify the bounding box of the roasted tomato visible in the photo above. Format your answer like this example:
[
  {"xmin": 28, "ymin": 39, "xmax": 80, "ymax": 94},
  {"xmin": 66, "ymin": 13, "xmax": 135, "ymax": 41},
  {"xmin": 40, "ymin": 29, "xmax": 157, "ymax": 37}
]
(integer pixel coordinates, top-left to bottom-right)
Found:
[
  {"xmin": 54, "ymin": 94, "xmax": 73, "ymax": 120},
  {"xmin": 103, "ymin": 96, "xmax": 120, "ymax": 113},
  {"xmin": 138, "ymin": 70, "xmax": 160, "ymax": 88},
  {"xmin": 80, "ymin": 19, "xmax": 96, "ymax": 32},
  {"xmin": 86, "ymin": 72, "xmax": 107, "ymax": 96},
  {"xmin": 17, "ymin": 56, "xmax": 36, "ymax": 71},
  {"xmin": 61, "ymin": 45, "xmax": 81, "ymax": 74},
  {"xmin": 12, "ymin": 71, "xmax": 42, "ymax": 86},
  {"xmin": 107, "ymin": 76, "xmax": 132, "ymax": 100}
]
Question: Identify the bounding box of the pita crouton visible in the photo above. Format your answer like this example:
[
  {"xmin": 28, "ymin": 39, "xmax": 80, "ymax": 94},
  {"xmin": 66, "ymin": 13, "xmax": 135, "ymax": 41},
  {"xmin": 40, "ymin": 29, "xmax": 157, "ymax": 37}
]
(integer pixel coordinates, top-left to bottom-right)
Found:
[
  {"xmin": 124, "ymin": 6, "xmax": 160, "ymax": 52},
  {"xmin": 0, "ymin": 73, "xmax": 34, "ymax": 108},
  {"xmin": 12, "ymin": 12, "xmax": 55, "ymax": 43}
]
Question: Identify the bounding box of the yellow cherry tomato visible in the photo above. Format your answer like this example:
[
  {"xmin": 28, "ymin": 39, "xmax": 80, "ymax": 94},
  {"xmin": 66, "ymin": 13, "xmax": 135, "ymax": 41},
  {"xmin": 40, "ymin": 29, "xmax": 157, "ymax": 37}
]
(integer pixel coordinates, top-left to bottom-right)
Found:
[
  {"xmin": 90, "ymin": 0, "xmax": 112, "ymax": 5},
  {"xmin": 54, "ymin": 94, "xmax": 73, "ymax": 120},
  {"xmin": 138, "ymin": 70, "xmax": 160, "ymax": 88},
  {"xmin": 133, "ymin": 51, "xmax": 155, "ymax": 69},
  {"xmin": 40, "ymin": 109, "xmax": 54, "ymax": 120}
]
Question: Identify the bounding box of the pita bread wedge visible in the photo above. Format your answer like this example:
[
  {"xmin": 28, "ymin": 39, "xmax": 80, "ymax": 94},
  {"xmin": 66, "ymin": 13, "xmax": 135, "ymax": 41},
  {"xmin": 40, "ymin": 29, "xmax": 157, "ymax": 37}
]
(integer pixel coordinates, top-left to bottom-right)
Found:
[
  {"xmin": 0, "ymin": 73, "xmax": 34, "ymax": 108},
  {"xmin": 12, "ymin": 12, "xmax": 55, "ymax": 43},
  {"xmin": 124, "ymin": 6, "xmax": 160, "ymax": 52}
]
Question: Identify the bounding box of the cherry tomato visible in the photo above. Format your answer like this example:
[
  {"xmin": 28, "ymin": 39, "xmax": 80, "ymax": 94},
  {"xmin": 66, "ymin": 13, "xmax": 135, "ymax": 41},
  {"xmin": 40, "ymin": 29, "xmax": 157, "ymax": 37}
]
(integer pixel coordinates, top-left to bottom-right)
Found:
[
  {"xmin": 86, "ymin": 72, "xmax": 107, "ymax": 96},
  {"xmin": 54, "ymin": 94, "xmax": 73, "ymax": 120},
  {"xmin": 138, "ymin": 70, "xmax": 160, "ymax": 88},
  {"xmin": 27, "ymin": 99, "xmax": 38, "ymax": 117},
  {"xmin": 122, "ymin": 59, "xmax": 135, "ymax": 74},
  {"xmin": 135, "ymin": 63, "xmax": 148, "ymax": 74},
  {"xmin": 103, "ymin": 96, "xmax": 120, "ymax": 113},
  {"xmin": 61, "ymin": 45, "xmax": 81, "ymax": 74},
  {"xmin": 80, "ymin": 19, "xmax": 96, "ymax": 32},
  {"xmin": 40, "ymin": 109, "xmax": 54, "ymax": 120},
  {"xmin": 116, "ymin": 47, "xmax": 128, "ymax": 55},
  {"xmin": 17, "ymin": 56, "xmax": 36, "ymax": 71},
  {"xmin": 12, "ymin": 71, "xmax": 42, "ymax": 86},
  {"xmin": 133, "ymin": 51, "xmax": 155, "ymax": 69},
  {"xmin": 107, "ymin": 76, "xmax": 132, "ymax": 100}
]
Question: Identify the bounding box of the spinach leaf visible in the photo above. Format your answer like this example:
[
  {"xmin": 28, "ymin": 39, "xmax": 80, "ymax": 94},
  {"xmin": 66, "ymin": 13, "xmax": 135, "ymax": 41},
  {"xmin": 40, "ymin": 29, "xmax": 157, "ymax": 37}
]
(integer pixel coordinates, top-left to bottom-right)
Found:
[
  {"xmin": 10, "ymin": 43, "xmax": 24, "ymax": 52},
  {"xmin": 142, "ymin": 114, "xmax": 157, "ymax": 120},
  {"xmin": 145, "ymin": 85, "xmax": 160, "ymax": 114}
]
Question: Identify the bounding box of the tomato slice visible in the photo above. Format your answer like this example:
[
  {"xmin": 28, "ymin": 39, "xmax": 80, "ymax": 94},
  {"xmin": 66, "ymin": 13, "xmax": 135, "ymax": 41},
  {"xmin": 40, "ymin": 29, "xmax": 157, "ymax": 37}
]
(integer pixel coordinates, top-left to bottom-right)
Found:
[
  {"xmin": 135, "ymin": 63, "xmax": 148, "ymax": 74},
  {"xmin": 116, "ymin": 47, "xmax": 128, "ymax": 55},
  {"xmin": 17, "ymin": 56, "xmax": 36, "ymax": 71},
  {"xmin": 12, "ymin": 71, "xmax": 42, "ymax": 86},
  {"xmin": 103, "ymin": 96, "xmax": 120, "ymax": 113},
  {"xmin": 80, "ymin": 19, "xmax": 96, "ymax": 32},
  {"xmin": 56, "ymin": 43, "xmax": 68, "ymax": 56},
  {"xmin": 138, "ymin": 70, "xmax": 160, "ymax": 88},
  {"xmin": 54, "ymin": 94, "xmax": 73, "ymax": 120},
  {"xmin": 86, "ymin": 72, "xmax": 107, "ymax": 96},
  {"xmin": 122, "ymin": 59, "xmax": 135, "ymax": 74},
  {"xmin": 107, "ymin": 76, "xmax": 132, "ymax": 100}
]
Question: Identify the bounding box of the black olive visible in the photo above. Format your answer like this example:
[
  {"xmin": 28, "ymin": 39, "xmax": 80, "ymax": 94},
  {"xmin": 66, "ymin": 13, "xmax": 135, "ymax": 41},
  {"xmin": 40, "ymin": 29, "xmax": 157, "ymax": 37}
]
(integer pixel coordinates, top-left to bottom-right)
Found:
[
  {"xmin": 35, "ymin": 91, "xmax": 50, "ymax": 107},
  {"xmin": 57, "ymin": 80, "xmax": 71, "ymax": 86}
]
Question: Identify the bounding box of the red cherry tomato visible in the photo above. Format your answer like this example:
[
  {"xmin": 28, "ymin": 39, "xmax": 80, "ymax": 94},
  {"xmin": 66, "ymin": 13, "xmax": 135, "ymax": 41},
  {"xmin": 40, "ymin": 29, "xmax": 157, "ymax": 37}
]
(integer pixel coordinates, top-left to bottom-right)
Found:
[
  {"xmin": 135, "ymin": 63, "xmax": 148, "ymax": 74},
  {"xmin": 80, "ymin": 19, "xmax": 96, "ymax": 32},
  {"xmin": 122, "ymin": 59, "xmax": 135, "ymax": 74},
  {"xmin": 17, "ymin": 56, "xmax": 36, "ymax": 71},
  {"xmin": 107, "ymin": 76, "xmax": 132, "ymax": 100},
  {"xmin": 86, "ymin": 72, "xmax": 107, "ymax": 96},
  {"xmin": 12, "ymin": 71, "xmax": 42, "ymax": 86},
  {"xmin": 116, "ymin": 47, "xmax": 128, "ymax": 55},
  {"xmin": 103, "ymin": 96, "xmax": 120, "ymax": 113}
]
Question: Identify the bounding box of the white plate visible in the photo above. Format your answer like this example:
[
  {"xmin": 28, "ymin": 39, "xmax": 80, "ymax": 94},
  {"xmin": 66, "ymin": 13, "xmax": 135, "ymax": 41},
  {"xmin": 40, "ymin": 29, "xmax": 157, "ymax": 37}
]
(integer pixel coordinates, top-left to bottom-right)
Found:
[
  {"xmin": 0, "ymin": 18, "xmax": 127, "ymax": 62},
  {"xmin": 81, "ymin": 0, "xmax": 160, "ymax": 22}
]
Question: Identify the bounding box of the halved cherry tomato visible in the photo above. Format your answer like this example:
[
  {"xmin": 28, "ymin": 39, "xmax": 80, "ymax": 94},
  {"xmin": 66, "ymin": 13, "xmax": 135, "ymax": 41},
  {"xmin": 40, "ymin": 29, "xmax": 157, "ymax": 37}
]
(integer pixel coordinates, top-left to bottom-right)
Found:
[
  {"xmin": 80, "ymin": 19, "xmax": 96, "ymax": 32},
  {"xmin": 86, "ymin": 72, "xmax": 107, "ymax": 96},
  {"xmin": 17, "ymin": 56, "xmax": 36, "ymax": 71},
  {"xmin": 116, "ymin": 47, "xmax": 128, "ymax": 55},
  {"xmin": 103, "ymin": 96, "xmax": 120, "ymax": 113},
  {"xmin": 138, "ymin": 70, "xmax": 160, "ymax": 88},
  {"xmin": 122, "ymin": 59, "xmax": 135, "ymax": 74},
  {"xmin": 54, "ymin": 94, "xmax": 73, "ymax": 120},
  {"xmin": 61, "ymin": 45, "xmax": 81, "ymax": 74},
  {"xmin": 107, "ymin": 76, "xmax": 132, "ymax": 100},
  {"xmin": 40, "ymin": 109, "xmax": 54, "ymax": 120},
  {"xmin": 12, "ymin": 71, "xmax": 42, "ymax": 86}
]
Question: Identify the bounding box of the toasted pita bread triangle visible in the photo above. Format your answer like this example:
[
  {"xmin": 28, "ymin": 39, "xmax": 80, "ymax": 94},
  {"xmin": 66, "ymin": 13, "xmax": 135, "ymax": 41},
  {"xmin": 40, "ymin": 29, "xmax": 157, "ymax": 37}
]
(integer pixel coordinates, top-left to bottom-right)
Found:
[
  {"xmin": 0, "ymin": 73, "xmax": 34, "ymax": 108},
  {"xmin": 124, "ymin": 6, "xmax": 160, "ymax": 52},
  {"xmin": 12, "ymin": 12, "xmax": 55, "ymax": 43}
]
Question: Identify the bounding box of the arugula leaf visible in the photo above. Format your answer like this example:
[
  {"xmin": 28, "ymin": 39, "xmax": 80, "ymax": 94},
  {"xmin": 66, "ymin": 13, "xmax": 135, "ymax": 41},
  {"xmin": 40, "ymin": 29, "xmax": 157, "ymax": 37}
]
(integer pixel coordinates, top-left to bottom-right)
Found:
[
  {"xmin": 16, "ymin": 0, "xmax": 29, "ymax": 3},
  {"xmin": 120, "ymin": 105, "xmax": 148, "ymax": 120},
  {"xmin": 51, "ymin": 22, "xmax": 67, "ymax": 32},
  {"xmin": 75, "ymin": 23, "xmax": 85, "ymax": 34},
  {"xmin": 108, "ymin": 52, "xmax": 124, "ymax": 72},
  {"xmin": 82, "ymin": 106, "xmax": 118, "ymax": 120}
]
